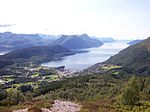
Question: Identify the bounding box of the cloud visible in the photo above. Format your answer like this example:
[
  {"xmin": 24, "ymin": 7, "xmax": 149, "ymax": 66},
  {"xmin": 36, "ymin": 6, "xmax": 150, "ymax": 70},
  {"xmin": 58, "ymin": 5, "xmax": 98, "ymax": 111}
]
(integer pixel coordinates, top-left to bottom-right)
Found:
[{"xmin": 0, "ymin": 24, "xmax": 15, "ymax": 27}]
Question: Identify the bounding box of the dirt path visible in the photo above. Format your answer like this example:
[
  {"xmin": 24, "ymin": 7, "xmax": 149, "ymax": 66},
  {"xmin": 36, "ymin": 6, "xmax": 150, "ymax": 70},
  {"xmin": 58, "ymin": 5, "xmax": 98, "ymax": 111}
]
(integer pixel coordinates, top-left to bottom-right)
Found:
[{"xmin": 13, "ymin": 100, "xmax": 81, "ymax": 112}]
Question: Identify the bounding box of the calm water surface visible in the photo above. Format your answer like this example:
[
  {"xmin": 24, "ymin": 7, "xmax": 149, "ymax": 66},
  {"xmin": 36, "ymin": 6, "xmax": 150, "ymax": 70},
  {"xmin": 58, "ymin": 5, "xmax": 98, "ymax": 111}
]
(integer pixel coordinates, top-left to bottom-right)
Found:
[{"xmin": 42, "ymin": 41, "xmax": 129, "ymax": 70}]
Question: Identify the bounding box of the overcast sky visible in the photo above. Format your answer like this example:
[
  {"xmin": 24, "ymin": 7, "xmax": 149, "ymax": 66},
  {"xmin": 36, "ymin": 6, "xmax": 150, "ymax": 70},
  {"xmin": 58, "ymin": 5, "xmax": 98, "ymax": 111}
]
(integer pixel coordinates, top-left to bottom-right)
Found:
[{"xmin": 0, "ymin": 0, "xmax": 150, "ymax": 39}]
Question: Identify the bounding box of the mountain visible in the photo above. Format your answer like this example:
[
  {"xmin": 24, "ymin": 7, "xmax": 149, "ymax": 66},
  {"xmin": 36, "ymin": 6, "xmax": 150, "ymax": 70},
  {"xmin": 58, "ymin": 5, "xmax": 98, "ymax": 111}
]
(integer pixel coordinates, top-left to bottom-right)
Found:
[
  {"xmin": 98, "ymin": 37, "xmax": 115, "ymax": 43},
  {"xmin": 127, "ymin": 39, "xmax": 144, "ymax": 45},
  {"xmin": 52, "ymin": 34, "xmax": 103, "ymax": 49},
  {"xmin": 91, "ymin": 36, "xmax": 115, "ymax": 43},
  {"xmin": 0, "ymin": 32, "xmax": 57, "ymax": 51},
  {"xmin": 105, "ymin": 37, "xmax": 150, "ymax": 75},
  {"xmin": 0, "ymin": 45, "xmax": 74, "ymax": 68},
  {"xmin": 38, "ymin": 34, "xmax": 60, "ymax": 40}
]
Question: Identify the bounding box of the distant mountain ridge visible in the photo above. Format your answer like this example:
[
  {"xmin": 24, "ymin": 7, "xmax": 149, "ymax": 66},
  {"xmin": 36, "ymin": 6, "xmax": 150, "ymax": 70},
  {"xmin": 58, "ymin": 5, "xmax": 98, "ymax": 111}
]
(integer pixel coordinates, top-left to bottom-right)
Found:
[
  {"xmin": 0, "ymin": 32, "xmax": 104, "ymax": 51},
  {"xmin": 91, "ymin": 36, "xmax": 115, "ymax": 43},
  {"xmin": 52, "ymin": 34, "xmax": 103, "ymax": 49},
  {"xmin": 0, "ymin": 32, "xmax": 58, "ymax": 51},
  {"xmin": 105, "ymin": 37, "xmax": 150, "ymax": 75},
  {"xmin": 99, "ymin": 37, "xmax": 115, "ymax": 43}
]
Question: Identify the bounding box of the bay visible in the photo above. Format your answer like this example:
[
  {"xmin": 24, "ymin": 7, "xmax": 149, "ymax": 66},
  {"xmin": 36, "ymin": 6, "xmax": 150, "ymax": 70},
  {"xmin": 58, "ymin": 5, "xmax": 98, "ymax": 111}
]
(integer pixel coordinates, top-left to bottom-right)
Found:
[{"xmin": 42, "ymin": 41, "xmax": 129, "ymax": 70}]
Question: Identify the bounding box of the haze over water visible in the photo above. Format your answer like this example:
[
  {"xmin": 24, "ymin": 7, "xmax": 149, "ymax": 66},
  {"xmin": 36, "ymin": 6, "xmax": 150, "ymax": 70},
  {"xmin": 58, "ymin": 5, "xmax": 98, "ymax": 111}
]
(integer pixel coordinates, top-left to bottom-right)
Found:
[{"xmin": 42, "ymin": 41, "xmax": 129, "ymax": 70}]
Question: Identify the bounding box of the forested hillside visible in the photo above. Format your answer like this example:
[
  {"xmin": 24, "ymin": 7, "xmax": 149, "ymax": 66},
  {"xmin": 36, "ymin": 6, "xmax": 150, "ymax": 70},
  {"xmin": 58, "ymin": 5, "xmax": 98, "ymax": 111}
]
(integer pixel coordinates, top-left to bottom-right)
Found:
[{"xmin": 105, "ymin": 37, "xmax": 150, "ymax": 75}]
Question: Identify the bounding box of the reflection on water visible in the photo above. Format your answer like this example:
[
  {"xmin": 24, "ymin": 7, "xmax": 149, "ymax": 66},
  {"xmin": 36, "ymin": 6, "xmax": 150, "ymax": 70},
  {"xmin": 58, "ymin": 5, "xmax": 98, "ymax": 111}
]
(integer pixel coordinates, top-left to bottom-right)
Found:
[{"xmin": 42, "ymin": 41, "xmax": 129, "ymax": 70}]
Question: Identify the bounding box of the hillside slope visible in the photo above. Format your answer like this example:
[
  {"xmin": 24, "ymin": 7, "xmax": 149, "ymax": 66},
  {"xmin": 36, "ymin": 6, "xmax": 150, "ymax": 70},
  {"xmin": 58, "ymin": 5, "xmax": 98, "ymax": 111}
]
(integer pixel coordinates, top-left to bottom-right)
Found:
[
  {"xmin": 0, "ymin": 32, "xmax": 56, "ymax": 51},
  {"xmin": 52, "ymin": 34, "xmax": 103, "ymax": 49},
  {"xmin": 0, "ymin": 45, "xmax": 74, "ymax": 68},
  {"xmin": 105, "ymin": 37, "xmax": 150, "ymax": 74},
  {"xmin": 127, "ymin": 39, "xmax": 144, "ymax": 45}
]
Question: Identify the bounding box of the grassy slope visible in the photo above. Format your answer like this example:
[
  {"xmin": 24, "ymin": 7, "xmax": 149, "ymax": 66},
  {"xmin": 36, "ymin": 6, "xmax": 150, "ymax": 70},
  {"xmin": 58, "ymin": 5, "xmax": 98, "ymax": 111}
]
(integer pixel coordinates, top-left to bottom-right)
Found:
[{"xmin": 105, "ymin": 37, "xmax": 150, "ymax": 74}]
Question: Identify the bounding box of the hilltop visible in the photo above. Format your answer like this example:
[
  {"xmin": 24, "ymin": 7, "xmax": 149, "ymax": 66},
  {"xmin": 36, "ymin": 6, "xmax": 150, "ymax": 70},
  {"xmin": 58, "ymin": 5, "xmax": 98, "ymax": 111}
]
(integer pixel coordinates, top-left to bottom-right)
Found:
[
  {"xmin": 52, "ymin": 34, "xmax": 103, "ymax": 49},
  {"xmin": 0, "ymin": 45, "xmax": 74, "ymax": 68}
]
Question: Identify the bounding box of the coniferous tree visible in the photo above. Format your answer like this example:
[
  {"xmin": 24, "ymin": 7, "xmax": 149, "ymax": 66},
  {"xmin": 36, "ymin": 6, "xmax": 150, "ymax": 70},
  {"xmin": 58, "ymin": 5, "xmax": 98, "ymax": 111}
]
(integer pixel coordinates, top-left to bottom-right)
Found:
[{"xmin": 121, "ymin": 76, "xmax": 140, "ymax": 106}]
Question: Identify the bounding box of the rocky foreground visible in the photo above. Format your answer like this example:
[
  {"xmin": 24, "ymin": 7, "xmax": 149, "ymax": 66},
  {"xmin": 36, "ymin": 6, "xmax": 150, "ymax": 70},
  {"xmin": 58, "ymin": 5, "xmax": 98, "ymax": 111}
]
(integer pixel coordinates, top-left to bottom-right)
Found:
[{"xmin": 13, "ymin": 100, "xmax": 81, "ymax": 112}]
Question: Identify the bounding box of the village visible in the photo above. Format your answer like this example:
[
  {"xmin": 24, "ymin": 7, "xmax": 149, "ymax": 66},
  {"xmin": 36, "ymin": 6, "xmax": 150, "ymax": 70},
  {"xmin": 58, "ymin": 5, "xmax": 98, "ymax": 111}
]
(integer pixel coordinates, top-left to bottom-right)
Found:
[{"xmin": 0, "ymin": 62, "xmax": 78, "ymax": 91}]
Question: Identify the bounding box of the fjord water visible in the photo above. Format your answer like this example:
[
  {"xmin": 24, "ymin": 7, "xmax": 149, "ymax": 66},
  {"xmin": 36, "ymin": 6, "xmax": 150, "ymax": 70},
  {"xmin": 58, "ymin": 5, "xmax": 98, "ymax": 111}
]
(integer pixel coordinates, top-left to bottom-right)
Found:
[{"xmin": 42, "ymin": 41, "xmax": 129, "ymax": 70}]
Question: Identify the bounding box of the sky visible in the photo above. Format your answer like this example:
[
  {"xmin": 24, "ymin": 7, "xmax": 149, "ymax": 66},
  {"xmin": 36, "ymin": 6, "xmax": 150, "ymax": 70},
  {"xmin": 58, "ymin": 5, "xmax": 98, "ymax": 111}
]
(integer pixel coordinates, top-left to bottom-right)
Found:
[{"xmin": 0, "ymin": 0, "xmax": 150, "ymax": 39}]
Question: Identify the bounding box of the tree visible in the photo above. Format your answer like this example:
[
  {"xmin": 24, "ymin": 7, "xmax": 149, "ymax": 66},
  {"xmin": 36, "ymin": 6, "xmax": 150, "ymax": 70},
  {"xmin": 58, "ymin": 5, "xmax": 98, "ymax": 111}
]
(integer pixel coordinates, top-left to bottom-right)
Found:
[
  {"xmin": 18, "ymin": 84, "xmax": 33, "ymax": 93},
  {"xmin": 121, "ymin": 76, "xmax": 140, "ymax": 106},
  {"xmin": 7, "ymin": 90, "xmax": 25, "ymax": 105},
  {"xmin": 0, "ymin": 89, "xmax": 7, "ymax": 100}
]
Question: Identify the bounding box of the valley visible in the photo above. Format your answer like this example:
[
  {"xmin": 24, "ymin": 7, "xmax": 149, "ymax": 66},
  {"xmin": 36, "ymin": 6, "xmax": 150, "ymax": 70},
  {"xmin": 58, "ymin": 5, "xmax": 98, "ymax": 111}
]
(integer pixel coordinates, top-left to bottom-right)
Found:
[
  {"xmin": 1, "ymin": 0, "xmax": 150, "ymax": 111},
  {"xmin": 0, "ymin": 38, "xmax": 150, "ymax": 112}
]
